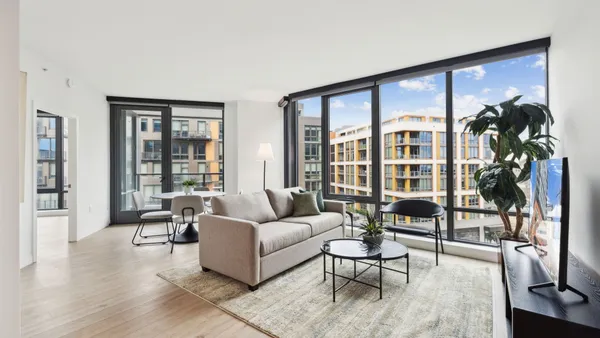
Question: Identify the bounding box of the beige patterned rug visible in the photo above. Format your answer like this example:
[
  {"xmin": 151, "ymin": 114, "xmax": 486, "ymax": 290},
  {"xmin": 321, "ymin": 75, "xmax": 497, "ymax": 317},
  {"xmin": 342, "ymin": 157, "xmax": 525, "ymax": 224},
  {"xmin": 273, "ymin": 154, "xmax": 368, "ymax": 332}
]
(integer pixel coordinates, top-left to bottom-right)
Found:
[{"xmin": 157, "ymin": 249, "xmax": 494, "ymax": 338}]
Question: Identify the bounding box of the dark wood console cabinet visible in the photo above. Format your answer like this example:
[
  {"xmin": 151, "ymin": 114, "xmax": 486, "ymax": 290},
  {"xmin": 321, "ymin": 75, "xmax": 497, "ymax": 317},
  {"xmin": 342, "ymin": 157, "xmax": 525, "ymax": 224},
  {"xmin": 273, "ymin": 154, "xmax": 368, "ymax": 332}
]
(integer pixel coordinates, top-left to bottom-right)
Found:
[{"xmin": 501, "ymin": 240, "xmax": 600, "ymax": 337}]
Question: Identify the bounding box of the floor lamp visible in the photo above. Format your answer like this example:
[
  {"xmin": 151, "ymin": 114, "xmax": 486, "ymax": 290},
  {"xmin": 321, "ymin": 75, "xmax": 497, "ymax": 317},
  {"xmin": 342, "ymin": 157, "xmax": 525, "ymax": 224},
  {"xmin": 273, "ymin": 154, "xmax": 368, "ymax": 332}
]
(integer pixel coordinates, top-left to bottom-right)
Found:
[{"xmin": 256, "ymin": 143, "xmax": 274, "ymax": 190}]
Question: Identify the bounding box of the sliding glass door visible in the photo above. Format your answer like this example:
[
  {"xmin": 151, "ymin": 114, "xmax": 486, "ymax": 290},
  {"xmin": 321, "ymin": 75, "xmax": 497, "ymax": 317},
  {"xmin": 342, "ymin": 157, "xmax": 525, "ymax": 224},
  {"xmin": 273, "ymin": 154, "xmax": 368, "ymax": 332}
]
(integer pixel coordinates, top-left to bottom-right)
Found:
[{"xmin": 110, "ymin": 103, "xmax": 224, "ymax": 224}]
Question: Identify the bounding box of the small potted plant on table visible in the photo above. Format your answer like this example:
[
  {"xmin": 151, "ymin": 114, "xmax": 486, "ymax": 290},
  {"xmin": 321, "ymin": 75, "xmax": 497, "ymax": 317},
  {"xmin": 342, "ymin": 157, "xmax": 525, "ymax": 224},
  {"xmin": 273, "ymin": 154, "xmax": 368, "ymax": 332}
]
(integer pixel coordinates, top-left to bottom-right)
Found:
[
  {"xmin": 360, "ymin": 211, "xmax": 385, "ymax": 245},
  {"xmin": 182, "ymin": 179, "xmax": 197, "ymax": 195}
]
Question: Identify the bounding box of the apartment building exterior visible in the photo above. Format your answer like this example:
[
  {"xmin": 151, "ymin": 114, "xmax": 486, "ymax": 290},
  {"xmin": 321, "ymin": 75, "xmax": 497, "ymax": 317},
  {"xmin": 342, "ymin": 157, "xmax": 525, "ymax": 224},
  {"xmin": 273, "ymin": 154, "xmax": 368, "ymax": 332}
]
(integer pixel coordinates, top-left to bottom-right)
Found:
[
  {"xmin": 137, "ymin": 115, "xmax": 223, "ymax": 203},
  {"xmin": 298, "ymin": 110, "xmax": 508, "ymax": 243}
]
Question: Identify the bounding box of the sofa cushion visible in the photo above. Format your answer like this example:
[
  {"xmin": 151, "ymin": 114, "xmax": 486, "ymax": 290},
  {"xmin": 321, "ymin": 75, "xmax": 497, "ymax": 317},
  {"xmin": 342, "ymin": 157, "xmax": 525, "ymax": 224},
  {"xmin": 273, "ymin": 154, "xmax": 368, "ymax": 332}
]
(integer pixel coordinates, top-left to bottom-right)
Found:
[
  {"xmin": 211, "ymin": 191, "xmax": 277, "ymax": 224},
  {"xmin": 265, "ymin": 187, "xmax": 302, "ymax": 219},
  {"xmin": 291, "ymin": 191, "xmax": 321, "ymax": 217},
  {"xmin": 259, "ymin": 222, "xmax": 311, "ymax": 256},
  {"xmin": 279, "ymin": 212, "xmax": 343, "ymax": 237}
]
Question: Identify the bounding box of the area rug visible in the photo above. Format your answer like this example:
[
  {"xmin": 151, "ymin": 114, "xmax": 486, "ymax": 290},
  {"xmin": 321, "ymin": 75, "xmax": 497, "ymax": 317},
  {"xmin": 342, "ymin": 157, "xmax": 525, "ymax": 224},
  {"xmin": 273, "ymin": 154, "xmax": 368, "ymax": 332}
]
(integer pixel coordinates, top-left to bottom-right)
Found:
[{"xmin": 157, "ymin": 249, "xmax": 493, "ymax": 338}]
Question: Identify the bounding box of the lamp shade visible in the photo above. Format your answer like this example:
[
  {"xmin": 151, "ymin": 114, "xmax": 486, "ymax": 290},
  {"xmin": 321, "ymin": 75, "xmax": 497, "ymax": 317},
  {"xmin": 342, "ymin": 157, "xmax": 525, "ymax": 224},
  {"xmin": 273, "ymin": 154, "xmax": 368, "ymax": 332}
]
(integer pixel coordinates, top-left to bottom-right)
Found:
[{"xmin": 256, "ymin": 143, "xmax": 275, "ymax": 161}]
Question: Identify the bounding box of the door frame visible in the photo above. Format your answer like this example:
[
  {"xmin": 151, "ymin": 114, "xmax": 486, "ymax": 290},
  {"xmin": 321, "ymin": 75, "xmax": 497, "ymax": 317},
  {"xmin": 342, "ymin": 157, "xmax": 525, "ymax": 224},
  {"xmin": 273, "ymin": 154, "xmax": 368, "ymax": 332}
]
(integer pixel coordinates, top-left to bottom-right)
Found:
[{"xmin": 109, "ymin": 104, "xmax": 171, "ymax": 224}]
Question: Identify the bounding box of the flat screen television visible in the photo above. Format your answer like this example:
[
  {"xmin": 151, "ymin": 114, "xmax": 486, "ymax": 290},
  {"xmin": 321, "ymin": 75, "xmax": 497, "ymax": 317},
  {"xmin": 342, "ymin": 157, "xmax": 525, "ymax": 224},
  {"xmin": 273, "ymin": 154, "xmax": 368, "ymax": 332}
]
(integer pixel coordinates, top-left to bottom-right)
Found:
[{"xmin": 528, "ymin": 157, "xmax": 570, "ymax": 291}]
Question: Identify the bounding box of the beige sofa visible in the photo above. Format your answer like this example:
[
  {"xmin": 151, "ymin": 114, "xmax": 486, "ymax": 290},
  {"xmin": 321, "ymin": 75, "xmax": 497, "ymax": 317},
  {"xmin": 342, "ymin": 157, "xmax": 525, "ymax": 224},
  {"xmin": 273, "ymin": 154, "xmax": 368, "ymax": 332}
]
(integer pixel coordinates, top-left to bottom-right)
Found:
[{"xmin": 197, "ymin": 187, "xmax": 345, "ymax": 290}]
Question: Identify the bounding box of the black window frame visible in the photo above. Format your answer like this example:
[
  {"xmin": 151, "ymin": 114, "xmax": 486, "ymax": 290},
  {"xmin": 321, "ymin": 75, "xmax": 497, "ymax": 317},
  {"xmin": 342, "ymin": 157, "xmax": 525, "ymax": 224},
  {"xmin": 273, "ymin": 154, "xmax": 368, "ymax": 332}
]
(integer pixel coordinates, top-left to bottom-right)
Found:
[{"xmin": 284, "ymin": 38, "xmax": 549, "ymax": 247}]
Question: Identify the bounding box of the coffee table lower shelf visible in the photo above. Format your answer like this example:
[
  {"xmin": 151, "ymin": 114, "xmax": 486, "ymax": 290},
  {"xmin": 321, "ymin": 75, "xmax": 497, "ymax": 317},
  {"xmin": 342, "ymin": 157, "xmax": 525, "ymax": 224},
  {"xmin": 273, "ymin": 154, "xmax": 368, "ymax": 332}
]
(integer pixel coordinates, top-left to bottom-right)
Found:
[{"xmin": 323, "ymin": 253, "xmax": 382, "ymax": 302}]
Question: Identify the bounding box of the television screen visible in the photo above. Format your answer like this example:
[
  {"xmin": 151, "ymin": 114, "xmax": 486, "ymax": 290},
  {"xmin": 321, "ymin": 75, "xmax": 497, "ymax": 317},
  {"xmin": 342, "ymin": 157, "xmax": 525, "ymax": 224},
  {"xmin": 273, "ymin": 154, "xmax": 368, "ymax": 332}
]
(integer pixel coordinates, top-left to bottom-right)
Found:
[{"xmin": 529, "ymin": 158, "xmax": 569, "ymax": 290}]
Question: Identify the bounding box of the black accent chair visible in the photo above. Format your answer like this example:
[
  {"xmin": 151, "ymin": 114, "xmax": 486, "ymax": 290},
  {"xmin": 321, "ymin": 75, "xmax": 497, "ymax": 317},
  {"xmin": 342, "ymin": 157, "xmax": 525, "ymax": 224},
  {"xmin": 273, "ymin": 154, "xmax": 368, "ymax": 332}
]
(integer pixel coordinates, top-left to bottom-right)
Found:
[{"xmin": 380, "ymin": 199, "xmax": 445, "ymax": 266}]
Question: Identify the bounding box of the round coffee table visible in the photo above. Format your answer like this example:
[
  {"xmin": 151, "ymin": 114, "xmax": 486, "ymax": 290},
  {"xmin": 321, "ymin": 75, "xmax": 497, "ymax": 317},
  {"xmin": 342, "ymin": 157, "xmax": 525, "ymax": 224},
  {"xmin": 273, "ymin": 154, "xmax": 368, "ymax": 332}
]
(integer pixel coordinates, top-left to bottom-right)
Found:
[
  {"xmin": 359, "ymin": 239, "xmax": 410, "ymax": 283},
  {"xmin": 321, "ymin": 239, "xmax": 382, "ymax": 302}
]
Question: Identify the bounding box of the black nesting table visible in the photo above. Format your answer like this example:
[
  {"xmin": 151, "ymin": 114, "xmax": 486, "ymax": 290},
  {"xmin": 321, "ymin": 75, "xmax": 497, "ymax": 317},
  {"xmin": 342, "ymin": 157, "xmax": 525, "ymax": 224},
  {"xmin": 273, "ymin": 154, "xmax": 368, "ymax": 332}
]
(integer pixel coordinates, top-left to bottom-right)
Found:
[{"xmin": 321, "ymin": 239, "xmax": 382, "ymax": 302}]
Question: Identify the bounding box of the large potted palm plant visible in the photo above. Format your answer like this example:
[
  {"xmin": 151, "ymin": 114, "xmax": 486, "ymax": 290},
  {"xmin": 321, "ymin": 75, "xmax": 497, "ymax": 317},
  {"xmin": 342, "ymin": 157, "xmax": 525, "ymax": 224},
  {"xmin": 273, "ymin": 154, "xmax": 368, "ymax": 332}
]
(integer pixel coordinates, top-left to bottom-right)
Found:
[{"xmin": 461, "ymin": 95, "xmax": 556, "ymax": 240}]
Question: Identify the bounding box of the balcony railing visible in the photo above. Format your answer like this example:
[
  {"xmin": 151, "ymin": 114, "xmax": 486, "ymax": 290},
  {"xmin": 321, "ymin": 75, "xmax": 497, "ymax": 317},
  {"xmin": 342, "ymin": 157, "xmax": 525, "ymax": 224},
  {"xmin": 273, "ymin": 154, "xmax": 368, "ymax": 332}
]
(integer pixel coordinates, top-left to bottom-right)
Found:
[
  {"xmin": 172, "ymin": 130, "xmax": 212, "ymax": 141},
  {"xmin": 172, "ymin": 153, "xmax": 189, "ymax": 160},
  {"xmin": 396, "ymin": 171, "xmax": 407, "ymax": 177},
  {"xmin": 409, "ymin": 138, "xmax": 432, "ymax": 145},
  {"xmin": 359, "ymin": 182, "xmax": 368, "ymax": 187},
  {"xmin": 358, "ymin": 144, "xmax": 367, "ymax": 150},
  {"xmin": 358, "ymin": 157, "xmax": 367, "ymax": 161},
  {"xmin": 395, "ymin": 139, "xmax": 407, "ymax": 145},
  {"xmin": 358, "ymin": 171, "xmax": 367, "ymax": 176},
  {"xmin": 142, "ymin": 152, "xmax": 162, "ymax": 160},
  {"xmin": 409, "ymin": 154, "xmax": 431, "ymax": 159}
]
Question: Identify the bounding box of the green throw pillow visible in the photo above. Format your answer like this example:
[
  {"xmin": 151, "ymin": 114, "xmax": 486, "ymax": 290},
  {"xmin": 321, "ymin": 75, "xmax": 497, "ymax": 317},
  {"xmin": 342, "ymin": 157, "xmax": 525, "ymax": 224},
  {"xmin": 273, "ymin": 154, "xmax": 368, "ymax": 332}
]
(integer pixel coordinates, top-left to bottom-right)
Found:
[
  {"xmin": 291, "ymin": 191, "xmax": 321, "ymax": 217},
  {"xmin": 299, "ymin": 189, "xmax": 325, "ymax": 212}
]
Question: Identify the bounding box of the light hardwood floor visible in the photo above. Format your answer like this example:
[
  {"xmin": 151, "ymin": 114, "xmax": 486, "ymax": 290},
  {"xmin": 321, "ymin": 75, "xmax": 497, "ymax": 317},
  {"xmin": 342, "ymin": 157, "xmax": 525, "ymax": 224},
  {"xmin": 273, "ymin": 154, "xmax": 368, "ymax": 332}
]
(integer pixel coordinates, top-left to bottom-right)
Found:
[
  {"xmin": 22, "ymin": 217, "xmax": 507, "ymax": 338},
  {"xmin": 21, "ymin": 217, "xmax": 266, "ymax": 338}
]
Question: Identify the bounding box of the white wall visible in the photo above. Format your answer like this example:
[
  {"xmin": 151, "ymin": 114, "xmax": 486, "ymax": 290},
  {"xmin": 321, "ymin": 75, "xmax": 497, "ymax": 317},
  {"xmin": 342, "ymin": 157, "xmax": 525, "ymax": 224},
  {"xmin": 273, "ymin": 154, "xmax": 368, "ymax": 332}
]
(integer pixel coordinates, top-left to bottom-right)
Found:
[
  {"xmin": 549, "ymin": 0, "xmax": 600, "ymax": 273},
  {"xmin": 20, "ymin": 48, "xmax": 110, "ymax": 267},
  {"xmin": 224, "ymin": 101, "xmax": 284, "ymax": 194},
  {"xmin": 0, "ymin": 0, "xmax": 21, "ymax": 335}
]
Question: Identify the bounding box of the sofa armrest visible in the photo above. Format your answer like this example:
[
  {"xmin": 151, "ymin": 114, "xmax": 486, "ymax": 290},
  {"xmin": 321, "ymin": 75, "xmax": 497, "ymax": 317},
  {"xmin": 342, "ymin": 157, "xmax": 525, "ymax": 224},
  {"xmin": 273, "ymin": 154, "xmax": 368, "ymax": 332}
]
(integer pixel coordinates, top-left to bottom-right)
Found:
[
  {"xmin": 323, "ymin": 199, "xmax": 346, "ymax": 216},
  {"xmin": 197, "ymin": 214, "xmax": 260, "ymax": 286}
]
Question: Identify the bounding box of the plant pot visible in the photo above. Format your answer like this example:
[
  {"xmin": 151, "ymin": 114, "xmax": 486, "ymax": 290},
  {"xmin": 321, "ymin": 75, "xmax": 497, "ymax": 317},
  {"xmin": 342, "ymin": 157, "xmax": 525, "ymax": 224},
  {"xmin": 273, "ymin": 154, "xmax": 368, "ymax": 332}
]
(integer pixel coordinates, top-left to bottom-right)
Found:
[
  {"xmin": 363, "ymin": 233, "xmax": 385, "ymax": 245},
  {"xmin": 183, "ymin": 186, "xmax": 193, "ymax": 195}
]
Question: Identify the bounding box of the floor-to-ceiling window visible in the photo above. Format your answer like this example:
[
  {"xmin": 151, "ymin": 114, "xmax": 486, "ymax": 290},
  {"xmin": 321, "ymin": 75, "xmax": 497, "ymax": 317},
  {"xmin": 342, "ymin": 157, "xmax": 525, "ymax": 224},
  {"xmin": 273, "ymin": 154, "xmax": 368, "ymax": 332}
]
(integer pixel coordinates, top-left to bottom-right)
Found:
[
  {"xmin": 36, "ymin": 111, "xmax": 68, "ymax": 210},
  {"xmin": 451, "ymin": 52, "xmax": 547, "ymax": 244},
  {"xmin": 285, "ymin": 38, "xmax": 549, "ymax": 247},
  {"xmin": 109, "ymin": 100, "xmax": 224, "ymax": 224}
]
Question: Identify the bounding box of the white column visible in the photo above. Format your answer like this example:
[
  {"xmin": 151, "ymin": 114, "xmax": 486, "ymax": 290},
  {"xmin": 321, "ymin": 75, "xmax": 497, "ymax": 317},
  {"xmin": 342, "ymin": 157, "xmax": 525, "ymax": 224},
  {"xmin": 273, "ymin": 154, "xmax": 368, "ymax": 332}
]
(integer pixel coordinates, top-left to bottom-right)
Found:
[{"xmin": 0, "ymin": 0, "xmax": 21, "ymax": 335}]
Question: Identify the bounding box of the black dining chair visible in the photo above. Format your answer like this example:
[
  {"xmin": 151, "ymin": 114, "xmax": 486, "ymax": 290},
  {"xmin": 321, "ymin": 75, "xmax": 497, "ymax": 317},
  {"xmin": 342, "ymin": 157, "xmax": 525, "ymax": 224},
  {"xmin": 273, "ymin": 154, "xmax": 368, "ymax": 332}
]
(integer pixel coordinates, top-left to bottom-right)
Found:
[{"xmin": 380, "ymin": 199, "xmax": 445, "ymax": 266}]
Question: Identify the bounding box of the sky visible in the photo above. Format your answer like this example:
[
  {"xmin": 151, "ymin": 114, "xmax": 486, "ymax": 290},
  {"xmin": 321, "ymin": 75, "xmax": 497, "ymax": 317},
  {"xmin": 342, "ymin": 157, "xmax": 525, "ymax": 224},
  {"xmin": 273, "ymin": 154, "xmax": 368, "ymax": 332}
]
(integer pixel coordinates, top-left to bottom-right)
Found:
[{"xmin": 299, "ymin": 53, "xmax": 547, "ymax": 130}]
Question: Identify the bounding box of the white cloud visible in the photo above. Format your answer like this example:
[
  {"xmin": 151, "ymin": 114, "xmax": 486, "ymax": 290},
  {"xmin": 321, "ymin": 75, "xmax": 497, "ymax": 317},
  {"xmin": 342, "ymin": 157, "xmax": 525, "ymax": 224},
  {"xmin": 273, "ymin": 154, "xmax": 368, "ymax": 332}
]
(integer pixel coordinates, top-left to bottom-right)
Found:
[
  {"xmin": 391, "ymin": 106, "xmax": 446, "ymax": 118},
  {"xmin": 532, "ymin": 54, "xmax": 546, "ymax": 70},
  {"xmin": 398, "ymin": 75, "xmax": 436, "ymax": 91},
  {"xmin": 330, "ymin": 99, "xmax": 345, "ymax": 109},
  {"xmin": 481, "ymin": 88, "xmax": 491, "ymax": 94},
  {"xmin": 433, "ymin": 93, "xmax": 488, "ymax": 118},
  {"xmin": 454, "ymin": 65, "xmax": 486, "ymax": 80},
  {"xmin": 360, "ymin": 101, "xmax": 371, "ymax": 111},
  {"xmin": 505, "ymin": 86, "xmax": 520, "ymax": 99},
  {"xmin": 531, "ymin": 85, "xmax": 545, "ymax": 99}
]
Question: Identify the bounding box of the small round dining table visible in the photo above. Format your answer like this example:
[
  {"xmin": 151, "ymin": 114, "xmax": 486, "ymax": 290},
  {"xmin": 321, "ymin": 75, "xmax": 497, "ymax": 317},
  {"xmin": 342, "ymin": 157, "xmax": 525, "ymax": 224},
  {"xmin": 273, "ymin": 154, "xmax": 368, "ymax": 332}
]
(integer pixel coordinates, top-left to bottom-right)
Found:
[{"xmin": 151, "ymin": 191, "xmax": 225, "ymax": 243}]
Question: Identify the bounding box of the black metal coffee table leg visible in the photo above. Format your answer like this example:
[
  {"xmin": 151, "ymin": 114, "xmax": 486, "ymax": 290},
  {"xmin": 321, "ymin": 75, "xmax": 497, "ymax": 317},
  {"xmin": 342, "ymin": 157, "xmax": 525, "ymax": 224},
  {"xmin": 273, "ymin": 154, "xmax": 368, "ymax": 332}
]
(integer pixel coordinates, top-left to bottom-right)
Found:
[
  {"xmin": 332, "ymin": 255, "xmax": 336, "ymax": 302},
  {"xmin": 379, "ymin": 256, "xmax": 383, "ymax": 299},
  {"xmin": 323, "ymin": 252, "xmax": 326, "ymax": 281},
  {"xmin": 407, "ymin": 253, "xmax": 410, "ymax": 283}
]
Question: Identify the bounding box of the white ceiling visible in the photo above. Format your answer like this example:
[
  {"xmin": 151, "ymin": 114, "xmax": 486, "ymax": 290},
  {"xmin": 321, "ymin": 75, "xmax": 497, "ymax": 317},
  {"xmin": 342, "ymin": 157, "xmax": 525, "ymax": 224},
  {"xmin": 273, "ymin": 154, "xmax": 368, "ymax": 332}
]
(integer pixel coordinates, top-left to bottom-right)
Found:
[{"xmin": 20, "ymin": 0, "xmax": 561, "ymax": 102}]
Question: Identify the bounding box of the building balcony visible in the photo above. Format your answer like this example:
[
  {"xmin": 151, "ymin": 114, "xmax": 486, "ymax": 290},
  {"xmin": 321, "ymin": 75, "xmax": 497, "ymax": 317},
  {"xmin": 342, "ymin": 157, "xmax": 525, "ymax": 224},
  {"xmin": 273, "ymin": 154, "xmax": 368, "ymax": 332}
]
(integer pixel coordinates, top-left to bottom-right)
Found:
[
  {"xmin": 409, "ymin": 154, "xmax": 431, "ymax": 159},
  {"xmin": 172, "ymin": 130, "xmax": 212, "ymax": 141},
  {"xmin": 37, "ymin": 126, "xmax": 47, "ymax": 136},
  {"xmin": 358, "ymin": 144, "xmax": 367, "ymax": 150},
  {"xmin": 359, "ymin": 182, "xmax": 368, "ymax": 187},
  {"xmin": 38, "ymin": 151, "xmax": 56, "ymax": 160},
  {"xmin": 37, "ymin": 176, "xmax": 47, "ymax": 187},
  {"xmin": 409, "ymin": 138, "xmax": 432, "ymax": 145},
  {"xmin": 395, "ymin": 139, "xmax": 407, "ymax": 145},
  {"xmin": 358, "ymin": 157, "xmax": 367, "ymax": 161},
  {"xmin": 142, "ymin": 152, "xmax": 162, "ymax": 161},
  {"xmin": 358, "ymin": 171, "xmax": 367, "ymax": 176}
]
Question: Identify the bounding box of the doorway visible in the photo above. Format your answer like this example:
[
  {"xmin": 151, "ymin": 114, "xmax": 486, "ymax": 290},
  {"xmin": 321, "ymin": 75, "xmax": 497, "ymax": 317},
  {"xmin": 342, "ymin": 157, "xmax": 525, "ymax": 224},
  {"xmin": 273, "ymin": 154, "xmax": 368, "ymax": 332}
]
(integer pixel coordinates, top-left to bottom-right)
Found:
[
  {"xmin": 110, "ymin": 104, "xmax": 224, "ymax": 224},
  {"xmin": 34, "ymin": 110, "xmax": 78, "ymax": 262}
]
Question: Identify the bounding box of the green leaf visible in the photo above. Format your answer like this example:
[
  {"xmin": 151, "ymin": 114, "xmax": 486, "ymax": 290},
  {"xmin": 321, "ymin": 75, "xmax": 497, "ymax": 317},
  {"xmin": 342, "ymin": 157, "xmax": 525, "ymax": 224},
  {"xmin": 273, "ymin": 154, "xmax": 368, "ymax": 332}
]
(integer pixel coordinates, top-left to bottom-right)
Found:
[
  {"xmin": 499, "ymin": 95, "xmax": 523, "ymax": 110},
  {"xmin": 521, "ymin": 104, "xmax": 547, "ymax": 124},
  {"xmin": 506, "ymin": 131, "xmax": 523, "ymax": 158},
  {"xmin": 510, "ymin": 180, "xmax": 527, "ymax": 209},
  {"xmin": 534, "ymin": 103, "xmax": 554, "ymax": 125}
]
